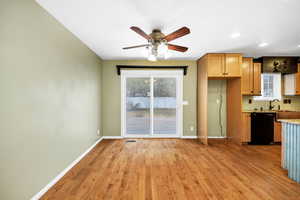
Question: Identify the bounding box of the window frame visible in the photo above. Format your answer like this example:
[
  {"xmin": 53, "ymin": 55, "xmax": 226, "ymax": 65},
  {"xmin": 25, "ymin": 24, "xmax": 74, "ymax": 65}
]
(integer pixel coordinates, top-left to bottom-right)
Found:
[{"xmin": 253, "ymin": 73, "xmax": 281, "ymax": 101}]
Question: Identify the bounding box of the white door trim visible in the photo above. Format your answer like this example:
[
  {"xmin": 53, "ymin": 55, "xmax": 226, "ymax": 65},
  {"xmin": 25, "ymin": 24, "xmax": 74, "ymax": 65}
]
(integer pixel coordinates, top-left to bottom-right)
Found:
[{"xmin": 121, "ymin": 70, "xmax": 183, "ymax": 138}]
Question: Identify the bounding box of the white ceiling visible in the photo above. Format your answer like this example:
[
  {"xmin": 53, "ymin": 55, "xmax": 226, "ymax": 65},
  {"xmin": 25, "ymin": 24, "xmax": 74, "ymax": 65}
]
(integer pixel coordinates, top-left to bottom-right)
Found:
[{"xmin": 37, "ymin": 0, "xmax": 300, "ymax": 60}]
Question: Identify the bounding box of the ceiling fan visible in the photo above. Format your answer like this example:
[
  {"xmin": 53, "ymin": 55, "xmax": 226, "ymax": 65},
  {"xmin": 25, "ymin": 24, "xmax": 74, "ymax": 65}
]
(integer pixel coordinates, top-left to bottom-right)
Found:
[{"xmin": 123, "ymin": 26, "xmax": 190, "ymax": 61}]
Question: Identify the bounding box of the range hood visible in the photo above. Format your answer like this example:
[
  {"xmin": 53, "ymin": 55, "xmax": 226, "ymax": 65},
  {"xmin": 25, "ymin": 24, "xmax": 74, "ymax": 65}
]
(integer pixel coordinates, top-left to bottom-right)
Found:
[{"xmin": 254, "ymin": 56, "xmax": 300, "ymax": 74}]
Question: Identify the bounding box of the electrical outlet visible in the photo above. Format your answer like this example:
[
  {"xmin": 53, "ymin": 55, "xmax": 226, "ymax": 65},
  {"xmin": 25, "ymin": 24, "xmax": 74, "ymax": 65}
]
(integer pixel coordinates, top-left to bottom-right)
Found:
[
  {"xmin": 97, "ymin": 129, "xmax": 100, "ymax": 136},
  {"xmin": 190, "ymin": 126, "xmax": 194, "ymax": 131},
  {"xmin": 182, "ymin": 101, "xmax": 189, "ymax": 105}
]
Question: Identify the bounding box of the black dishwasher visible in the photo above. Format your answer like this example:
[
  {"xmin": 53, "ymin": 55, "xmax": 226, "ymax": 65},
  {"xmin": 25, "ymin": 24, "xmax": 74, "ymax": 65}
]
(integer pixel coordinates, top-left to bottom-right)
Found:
[{"xmin": 250, "ymin": 112, "xmax": 275, "ymax": 145}]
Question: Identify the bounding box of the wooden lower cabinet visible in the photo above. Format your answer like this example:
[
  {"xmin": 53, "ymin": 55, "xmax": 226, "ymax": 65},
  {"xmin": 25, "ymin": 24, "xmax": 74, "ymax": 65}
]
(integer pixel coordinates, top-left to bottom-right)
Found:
[
  {"xmin": 241, "ymin": 113, "xmax": 251, "ymax": 143},
  {"xmin": 242, "ymin": 113, "xmax": 282, "ymax": 144},
  {"xmin": 274, "ymin": 122, "xmax": 282, "ymax": 142}
]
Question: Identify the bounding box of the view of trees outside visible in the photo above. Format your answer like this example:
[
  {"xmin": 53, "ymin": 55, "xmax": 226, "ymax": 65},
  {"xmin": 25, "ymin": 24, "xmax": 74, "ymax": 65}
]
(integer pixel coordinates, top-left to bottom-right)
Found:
[
  {"xmin": 126, "ymin": 78, "xmax": 176, "ymax": 97},
  {"xmin": 154, "ymin": 78, "xmax": 176, "ymax": 97},
  {"xmin": 126, "ymin": 78, "xmax": 150, "ymax": 97},
  {"xmin": 126, "ymin": 77, "xmax": 177, "ymax": 135},
  {"xmin": 154, "ymin": 78, "xmax": 176, "ymax": 134}
]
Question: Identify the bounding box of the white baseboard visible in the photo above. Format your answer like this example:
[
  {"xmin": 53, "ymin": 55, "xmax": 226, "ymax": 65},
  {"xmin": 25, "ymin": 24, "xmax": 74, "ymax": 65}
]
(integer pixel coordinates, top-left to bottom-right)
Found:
[
  {"xmin": 207, "ymin": 136, "xmax": 227, "ymax": 138},
  {"xmin": 102, "ymin": 136, "xmax": 124, "ymax": 139},
  {"xmin": 103, "ymin": 136, "xmax": 197, "ymax": 139},
  {"xmin": 124, "ymin": 136, "xmax": 180, "ymax": 138},
  {"xmin": 31, "ymin": 137, "xmax": 103, "ymax": 200},
  {"xmin": 181, "ymin": 136, "xmax": 197, "ymax": 139}
]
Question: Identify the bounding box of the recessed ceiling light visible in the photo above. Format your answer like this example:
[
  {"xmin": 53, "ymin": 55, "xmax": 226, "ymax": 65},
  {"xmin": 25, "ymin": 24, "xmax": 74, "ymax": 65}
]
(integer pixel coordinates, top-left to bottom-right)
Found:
[
  {"xmin": 298, "ymin": 44, "xmax": 300, "ymax": 48},
  {"xmin": 231, "ymin": 32, "xmax": 241, "ymax": 38},
  {"xmin": 258, "ymin": 42, "xmax": 269, "ymax": 47}
]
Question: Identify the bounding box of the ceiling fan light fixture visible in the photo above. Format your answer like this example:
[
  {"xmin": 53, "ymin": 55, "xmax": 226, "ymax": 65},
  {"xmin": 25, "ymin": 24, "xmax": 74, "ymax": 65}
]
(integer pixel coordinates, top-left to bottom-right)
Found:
[
  {"xmin": 164, "ymin": 50, "xmax": 172, "ymax": 59},
  {"xmin": 148, "ymin": 53, "xmax": 157, "ymax": 62},
  {"xmin": 141, "ymin": 46, "xmax": 149, "ymax": 57},
  {"xmin": 123, "ymin": 26, "xmax": 190, "ymax": 61},
  {"xmin": 158, "ymin": 42, "xmax": 168, "ymax": 55}
]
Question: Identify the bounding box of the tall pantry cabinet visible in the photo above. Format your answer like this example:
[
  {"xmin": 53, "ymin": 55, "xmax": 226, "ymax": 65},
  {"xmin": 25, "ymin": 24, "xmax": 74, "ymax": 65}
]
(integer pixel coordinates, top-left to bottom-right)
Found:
[{"xmin": 197, "ymin": 53, "xmax": 243, "ymax": 144}]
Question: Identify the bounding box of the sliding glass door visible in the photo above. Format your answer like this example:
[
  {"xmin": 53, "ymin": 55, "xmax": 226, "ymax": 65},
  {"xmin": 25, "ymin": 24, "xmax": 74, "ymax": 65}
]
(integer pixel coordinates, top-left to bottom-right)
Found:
[
  {"xmin": 153, "ymin": 78, "xmax": 177, "ymax": 135},
  {"xmin": 121, "ymin": 70, "xmax": 183, "ymax": 138},
  {"xmin": 126, "ymin": 78, "xmax": 151, "ymax": 135}
]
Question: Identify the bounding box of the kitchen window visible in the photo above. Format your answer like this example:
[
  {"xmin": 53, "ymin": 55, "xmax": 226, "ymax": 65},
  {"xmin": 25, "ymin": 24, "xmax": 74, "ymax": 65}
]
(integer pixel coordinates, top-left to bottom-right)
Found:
[{"xmin": 254, "ymin": 73, "xmax": 281, "ymax": 101}]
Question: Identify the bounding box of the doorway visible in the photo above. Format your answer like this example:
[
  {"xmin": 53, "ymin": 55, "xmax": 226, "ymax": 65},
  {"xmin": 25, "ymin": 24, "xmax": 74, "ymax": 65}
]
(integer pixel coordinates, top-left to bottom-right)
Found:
[{"xmin": 121, "ymin": 70, "xmax": 183, "ymax": 138}]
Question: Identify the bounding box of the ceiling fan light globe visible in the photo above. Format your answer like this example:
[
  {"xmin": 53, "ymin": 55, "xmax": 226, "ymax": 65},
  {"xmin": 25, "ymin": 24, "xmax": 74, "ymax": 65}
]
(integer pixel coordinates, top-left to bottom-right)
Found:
[
  {"xmin": 148, "ymin": 54, "xmax": 157, "ymax": 62},
  {"xmin": 158, "ymin": 43, "xmax": 168, "ymax": 55},
  {"xmin": 141, "ymin": 47, "xmax": 149, "ymax": 57},
  {"xmin": 164, "ymin": 50, "xmax": 172, "ymax": 59}
]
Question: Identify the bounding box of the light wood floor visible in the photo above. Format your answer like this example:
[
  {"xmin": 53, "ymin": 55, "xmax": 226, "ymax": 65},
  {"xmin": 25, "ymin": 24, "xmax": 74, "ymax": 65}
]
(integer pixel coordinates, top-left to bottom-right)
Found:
[{"xmin": 41, "ymin": 139, "xmax": 300, "ymax": 200}]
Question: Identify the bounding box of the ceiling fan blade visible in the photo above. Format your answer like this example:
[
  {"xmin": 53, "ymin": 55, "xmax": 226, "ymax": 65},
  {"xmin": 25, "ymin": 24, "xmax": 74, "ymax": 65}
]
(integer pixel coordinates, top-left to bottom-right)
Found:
[
  {"xmin": 130, "ymin": 26, "xmax": 152, "ymax": 40},
  {"xmin": 122, "ymin": 44, "xmax": 149, "ymax": 50},
  {"xmin": 168, "ymin": 44, "xmax": 188, "ymax": 52},
  {"xmin": 164, "ymin": 27, "xmax": 190, "ymax": 42}
]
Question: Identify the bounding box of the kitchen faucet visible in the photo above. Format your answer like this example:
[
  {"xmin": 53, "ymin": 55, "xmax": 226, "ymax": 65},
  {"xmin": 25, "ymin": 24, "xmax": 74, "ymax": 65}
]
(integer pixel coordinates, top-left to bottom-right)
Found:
[{"xmin": 269, "ymin": 99, "xmax": 280, "ymax": 110}]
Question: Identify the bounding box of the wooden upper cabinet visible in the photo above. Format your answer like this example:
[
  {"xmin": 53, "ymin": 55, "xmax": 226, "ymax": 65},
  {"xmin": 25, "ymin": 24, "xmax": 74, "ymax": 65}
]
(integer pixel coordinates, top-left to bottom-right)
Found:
[
  {"xmin": 207, "ymin": 54, "xmax": 225, "ymax": 77},
  {"xmin": 294, "ymin": 64, "xmax": 300, "ymax": 95},
  {"xmin": 206, "ymin": 53, "xmax": 242, "ymax": 78},
  {"xmin": 241, "ymin": 58, "xmax": 261, "ymax": 96},
  {"xmin": 241, "ymin": 58, "xmax": 253, "ymax": 94},
  {"xmin": 225, "ymin": 54, "xmax": 242, "ymax": 77},
  {"xmin": 295, "ymin": 64, "xmax": 300, "ymax": 95},
  {"xmin": 253, "ymin": 63, "xmax": 262, "ymax": 95}
]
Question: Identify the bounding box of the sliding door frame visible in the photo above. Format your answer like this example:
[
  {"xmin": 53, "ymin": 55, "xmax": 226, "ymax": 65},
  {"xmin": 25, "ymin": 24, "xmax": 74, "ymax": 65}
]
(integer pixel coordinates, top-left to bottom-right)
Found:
[{"xmin": 121, "ymin": 70, "xmax": 183, "ymax": 138}]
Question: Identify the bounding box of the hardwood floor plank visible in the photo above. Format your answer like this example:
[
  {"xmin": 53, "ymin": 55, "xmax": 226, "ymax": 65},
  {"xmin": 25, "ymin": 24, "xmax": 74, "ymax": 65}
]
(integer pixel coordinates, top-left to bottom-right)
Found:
[{"xmin": 41, "ymin": 139, "xmax": 300, "ymax": 200}]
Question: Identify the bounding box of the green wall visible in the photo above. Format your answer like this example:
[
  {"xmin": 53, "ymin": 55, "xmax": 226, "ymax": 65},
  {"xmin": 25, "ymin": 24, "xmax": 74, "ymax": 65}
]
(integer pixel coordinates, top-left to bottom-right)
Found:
[
  {"xmin": 0, "ymin": 1, "xmax": 102, "ymax": 199},
  {"xmin": 207, "ymin": 80, "xmax": 227, "ymax": 137},
  {"xmin": 101, "ymin": 60, "xmax": 197, "ymax": 137}
]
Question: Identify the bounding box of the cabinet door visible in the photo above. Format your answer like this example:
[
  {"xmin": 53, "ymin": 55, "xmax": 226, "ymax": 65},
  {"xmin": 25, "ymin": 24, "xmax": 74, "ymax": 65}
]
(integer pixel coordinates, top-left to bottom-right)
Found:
[
  {"xmin": 284, "ymin": 74, "xmax": 296, "ymax": 95},
  {"xmin": 241, "ymin": 113, "xmax": 251, "ymax": 143},
  {"xmin": 241, "ymin": 58, "xmax": 253, "ymax": 95},
  {"xmin": 295, "ymin": 64, "xmax": 300, "ymax": 95},
  {"xmin": 224, "ymin": 54, "xmax": 242, "ymax": 77},
  {"xmin": 253, "ymin": 63, "xmax": 261, "ymax": 95},
  {"xmin": 274, "ymin": 122, "xmax": 282, "ymax": 142},
  {"xmin": 207, "ymin": 54, "xmax": 225, "ymax": 77}
]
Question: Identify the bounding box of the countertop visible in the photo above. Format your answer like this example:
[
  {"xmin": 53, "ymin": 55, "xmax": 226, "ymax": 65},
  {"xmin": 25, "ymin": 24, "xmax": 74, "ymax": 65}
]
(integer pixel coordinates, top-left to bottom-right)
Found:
[
  {"xmin": 278, "ymin": 119, "xmax": 300, "ymax": 125},
  {"xmin": 242, "ymin": 110, "xmax": 277, "ymax": 113},
  {"xmin": 242, "ymin": 110, "xmax": 298, "ymax": 113}
]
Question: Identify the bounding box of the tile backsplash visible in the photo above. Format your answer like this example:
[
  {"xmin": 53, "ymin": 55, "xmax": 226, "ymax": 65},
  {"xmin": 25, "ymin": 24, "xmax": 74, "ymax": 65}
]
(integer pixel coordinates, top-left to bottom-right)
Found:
[{"xmin": 243, "ymin": 96, "xmax": 300, "ymax": 111}]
